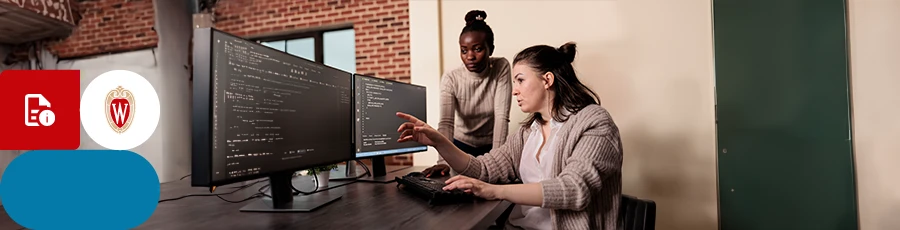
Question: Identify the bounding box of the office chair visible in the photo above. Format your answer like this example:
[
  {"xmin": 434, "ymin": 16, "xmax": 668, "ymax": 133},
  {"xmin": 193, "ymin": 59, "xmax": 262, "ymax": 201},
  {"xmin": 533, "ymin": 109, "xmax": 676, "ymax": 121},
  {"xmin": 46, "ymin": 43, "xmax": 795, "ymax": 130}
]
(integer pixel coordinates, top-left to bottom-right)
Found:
[{"xmin": 619, "ymin": 194, "xmax": 656, "ymax": 230}]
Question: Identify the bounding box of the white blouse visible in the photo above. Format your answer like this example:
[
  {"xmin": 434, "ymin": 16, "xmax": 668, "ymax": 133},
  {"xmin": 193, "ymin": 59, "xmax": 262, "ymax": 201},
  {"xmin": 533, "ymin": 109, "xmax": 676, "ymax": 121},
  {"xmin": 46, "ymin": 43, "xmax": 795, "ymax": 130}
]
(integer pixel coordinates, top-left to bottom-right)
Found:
[{"xmin": 507, "ymin": 118, "xmax": 564, "ymax": 230}]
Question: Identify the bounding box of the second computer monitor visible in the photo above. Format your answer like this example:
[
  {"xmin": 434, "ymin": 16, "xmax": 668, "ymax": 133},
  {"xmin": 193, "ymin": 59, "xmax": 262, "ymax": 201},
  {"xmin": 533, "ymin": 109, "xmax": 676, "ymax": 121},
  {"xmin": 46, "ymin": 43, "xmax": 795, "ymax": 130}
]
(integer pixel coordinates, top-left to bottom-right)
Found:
[{"xmin": 354, "ymin": 74, "xmax": 427, "ymax": 158}]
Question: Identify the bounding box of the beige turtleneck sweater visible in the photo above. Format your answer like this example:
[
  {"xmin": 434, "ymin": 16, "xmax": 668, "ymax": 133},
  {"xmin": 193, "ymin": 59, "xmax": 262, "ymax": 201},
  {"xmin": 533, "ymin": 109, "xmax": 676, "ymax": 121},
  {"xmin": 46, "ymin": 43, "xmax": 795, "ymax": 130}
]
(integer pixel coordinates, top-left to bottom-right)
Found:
[{"xmin": 437, "ymin": 57, "xmax": 512, "ymax": 163}]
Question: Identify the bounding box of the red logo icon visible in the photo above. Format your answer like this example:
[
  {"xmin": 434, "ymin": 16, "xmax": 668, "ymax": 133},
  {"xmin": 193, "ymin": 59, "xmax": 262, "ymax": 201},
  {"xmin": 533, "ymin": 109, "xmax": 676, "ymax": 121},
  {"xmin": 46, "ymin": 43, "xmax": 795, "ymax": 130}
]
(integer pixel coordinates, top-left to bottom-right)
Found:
[
  {"xmin": 0, "ymin": 70, "xmax": 80, "ymax": 150},
  {"xmin": 106, "ymin": 86, "xmax": 134, "ymax": 134}
]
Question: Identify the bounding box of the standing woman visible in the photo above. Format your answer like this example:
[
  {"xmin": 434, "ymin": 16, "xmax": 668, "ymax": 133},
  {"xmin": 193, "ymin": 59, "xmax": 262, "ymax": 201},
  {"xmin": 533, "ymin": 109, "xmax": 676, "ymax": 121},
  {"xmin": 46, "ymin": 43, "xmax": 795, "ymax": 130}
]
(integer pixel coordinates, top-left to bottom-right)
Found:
[{"xmin": 423, "ymin": 10, "xmax": 513, "ymax": 177}]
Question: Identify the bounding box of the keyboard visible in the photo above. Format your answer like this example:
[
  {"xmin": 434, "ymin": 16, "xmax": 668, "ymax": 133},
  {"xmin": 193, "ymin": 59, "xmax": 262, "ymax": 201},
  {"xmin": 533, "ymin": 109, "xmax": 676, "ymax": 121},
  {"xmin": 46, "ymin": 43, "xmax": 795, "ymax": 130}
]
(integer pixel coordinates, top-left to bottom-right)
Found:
[{"xmin": 395, "ymin": 172, "xmax": 476, "ymax": 205}]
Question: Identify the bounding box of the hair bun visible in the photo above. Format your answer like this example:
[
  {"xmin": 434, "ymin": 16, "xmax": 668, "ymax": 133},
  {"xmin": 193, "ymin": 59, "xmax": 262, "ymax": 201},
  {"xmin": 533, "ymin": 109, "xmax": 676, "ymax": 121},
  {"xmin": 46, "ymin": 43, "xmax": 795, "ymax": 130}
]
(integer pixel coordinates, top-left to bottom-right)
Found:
[
  {"xmin": 557, "ymin": 42, "xmax": 577, "ymax": 64},
  {"xmin": 464, "ymin": 10, "xmax": 487, "ymax": 24}
]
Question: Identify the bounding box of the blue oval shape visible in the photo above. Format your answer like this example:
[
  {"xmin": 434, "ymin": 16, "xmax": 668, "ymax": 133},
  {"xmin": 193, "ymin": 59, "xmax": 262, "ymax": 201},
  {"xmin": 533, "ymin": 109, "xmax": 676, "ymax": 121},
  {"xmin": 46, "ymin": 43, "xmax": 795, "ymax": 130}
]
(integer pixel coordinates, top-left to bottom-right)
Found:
[{"xmin": 0, "ymin": 150, "xmax": 159, "ymax": 229}]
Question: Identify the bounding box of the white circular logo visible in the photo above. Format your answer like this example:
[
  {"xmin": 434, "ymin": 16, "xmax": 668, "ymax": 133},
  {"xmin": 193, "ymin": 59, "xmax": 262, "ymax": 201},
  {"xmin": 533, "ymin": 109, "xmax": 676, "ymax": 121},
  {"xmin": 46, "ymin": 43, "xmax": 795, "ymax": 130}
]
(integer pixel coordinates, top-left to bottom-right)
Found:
[{"xmin": 81, "ymin": 70, "xmax": 160, "ymax": 150}]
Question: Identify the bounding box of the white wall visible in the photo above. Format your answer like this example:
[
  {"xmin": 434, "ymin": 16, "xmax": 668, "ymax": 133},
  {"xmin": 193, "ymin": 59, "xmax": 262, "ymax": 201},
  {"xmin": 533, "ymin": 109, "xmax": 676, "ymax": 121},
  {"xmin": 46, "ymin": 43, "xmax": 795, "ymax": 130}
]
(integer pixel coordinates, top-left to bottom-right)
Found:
[
  {"xmin": 412, "ymin": 1, "xmax": 718, "ymax": 229},
  {"xmin": 58, "ymin": 49, "xmax": 167, "ymax": 181},
  {"xmin": 57, "ymin": 46, "xmax": 191, "ymax": 184},
  {"xmin": 848, "ymin": 0, "xmax": 900, "ymax": 229},
  {"xmin": 0, "ymin": 1, "xmax": 194, "ymax": 184},
  {"xmin": 153, "ymin": 0, "xmax": 193, "ymax": 183},
  {"xmin": 50, "ymin": 0, "xmax": 195, "ymax": 184},
  {"xmin": 409, "ymin": 0, "xmax": 443, "ymax": 166},
  {"xmin": 0, "ymin": 44, "xmax": 26, "ymax": 181},
  {"xmin": 57, "ymin": 0, "xmax": 193, "ymax": 184},
  {"xmin": 0, "ymin": 46, "xmax": 55, "ymax": 180}
]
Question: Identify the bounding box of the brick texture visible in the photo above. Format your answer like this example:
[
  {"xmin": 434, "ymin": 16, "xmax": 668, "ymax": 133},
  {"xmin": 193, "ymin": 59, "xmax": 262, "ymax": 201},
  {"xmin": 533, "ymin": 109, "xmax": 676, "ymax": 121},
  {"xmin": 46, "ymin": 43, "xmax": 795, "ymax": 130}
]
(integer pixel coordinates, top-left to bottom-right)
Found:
[
  {"xmin": 7, "ymin": 0, "xmax": 415, "ymax": 166},
  {"xmin": 213, "ymin": 0, "xmax": 413, "ymax": 165},
  {"xmin": 48, "ymin": 0, "xmax": 158, "ymax": 59},
  {"xmin": 213, "ymin": 0, "xmax": 411, "ymax": 83}
]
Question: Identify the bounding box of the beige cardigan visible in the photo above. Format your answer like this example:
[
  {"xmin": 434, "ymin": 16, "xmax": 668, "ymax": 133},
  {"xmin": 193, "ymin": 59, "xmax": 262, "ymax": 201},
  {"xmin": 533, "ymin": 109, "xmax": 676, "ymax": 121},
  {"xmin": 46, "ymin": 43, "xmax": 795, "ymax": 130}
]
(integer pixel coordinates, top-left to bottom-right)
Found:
[{"xmin": 459, "ymin": 104, "xmax": 623, "ymax": 230}]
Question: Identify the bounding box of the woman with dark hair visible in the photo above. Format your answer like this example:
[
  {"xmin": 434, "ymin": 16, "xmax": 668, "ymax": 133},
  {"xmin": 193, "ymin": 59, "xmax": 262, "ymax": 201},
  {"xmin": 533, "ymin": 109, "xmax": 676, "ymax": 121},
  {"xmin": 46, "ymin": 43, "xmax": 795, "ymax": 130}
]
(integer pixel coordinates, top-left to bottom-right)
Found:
[
  {"xmin": 422, "ymin": 10, "xmax": 512, "ymax": 178},
  {"xmin": 397, "ymin": 42, "xmax": 623, "ymax": 230}
]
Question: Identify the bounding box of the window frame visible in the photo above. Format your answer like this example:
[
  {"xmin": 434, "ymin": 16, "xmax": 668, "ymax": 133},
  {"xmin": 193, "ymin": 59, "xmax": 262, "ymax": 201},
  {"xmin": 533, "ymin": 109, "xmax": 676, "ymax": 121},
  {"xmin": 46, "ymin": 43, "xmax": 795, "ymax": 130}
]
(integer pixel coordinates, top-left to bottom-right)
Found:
[{"xmin": 253, "ymin": 25, "xmax": 354, "ymax": 64}]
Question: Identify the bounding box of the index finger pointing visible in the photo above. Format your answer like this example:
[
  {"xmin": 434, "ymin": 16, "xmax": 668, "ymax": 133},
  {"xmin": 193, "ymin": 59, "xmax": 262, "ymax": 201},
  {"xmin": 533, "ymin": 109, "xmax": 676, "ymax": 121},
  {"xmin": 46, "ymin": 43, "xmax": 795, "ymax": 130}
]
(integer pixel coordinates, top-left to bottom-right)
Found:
[{"xmin": 396, "ymin": 112, "xmax": 422, "ymax": 123}]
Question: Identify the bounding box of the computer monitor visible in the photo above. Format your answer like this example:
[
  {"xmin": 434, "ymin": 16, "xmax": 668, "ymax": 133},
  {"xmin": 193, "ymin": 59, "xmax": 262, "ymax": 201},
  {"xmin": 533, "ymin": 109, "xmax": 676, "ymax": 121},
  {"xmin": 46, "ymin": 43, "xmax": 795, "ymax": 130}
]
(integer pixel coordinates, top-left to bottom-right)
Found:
[
  {"xmin": 191, "ymin": 28, "xmax": 355, "ymax": 212},
  {"xmin": 352, "ymin": 74, "xmax": 427, "ymax": 183}
]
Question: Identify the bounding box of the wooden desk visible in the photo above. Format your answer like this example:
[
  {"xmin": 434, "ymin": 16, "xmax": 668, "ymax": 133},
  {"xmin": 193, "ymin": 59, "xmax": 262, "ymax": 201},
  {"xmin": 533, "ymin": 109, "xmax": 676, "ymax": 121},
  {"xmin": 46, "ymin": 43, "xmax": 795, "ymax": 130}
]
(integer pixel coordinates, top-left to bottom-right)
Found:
[
  {"xmin": 0, "ymin": 209, "xmax": 23, "ymax": 230},
  {"xmin": 0, "ymin": 166, "xmax": 511, "ymax": 229}
]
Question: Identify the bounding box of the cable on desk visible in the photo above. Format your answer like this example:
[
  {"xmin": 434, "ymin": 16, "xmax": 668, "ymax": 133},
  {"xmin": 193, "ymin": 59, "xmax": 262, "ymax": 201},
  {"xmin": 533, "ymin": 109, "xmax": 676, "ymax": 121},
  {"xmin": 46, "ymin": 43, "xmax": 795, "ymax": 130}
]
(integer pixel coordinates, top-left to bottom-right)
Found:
[
  {"xmin": 157, "ymin": 179, "xmax": 267, "ymax": 203},
  {"xmin": 291, "ymin": 174, "xmax": 319, "ymax": 195},
  {"xmin": 180, "ymin": 174, "xmax": 191, "ymax": 180},
  {"xmin": 229, "ymin": 178, "xmax": 268, "ymax": 189},
  {"xmin": 241, "ymin": 168, "xmax": 367, "ymax": 200},
  {"xmin": 388, "ymin": 165, "xmax": 414, "ymax": 173},
  {"xmin": 332, "ymin": 160, "xmax": 371, "ymax": 181},
  {"xmin": 356, "ymin": 160, "xmax": 371, "ymax": 176},
  {"xmin": 258, "ymin": 184, "xmax": 272, "ymax": 198},
  {"xmin": 158, "ymin": 192, "xmax": 231, "ymax": 203},
  {"xmin": 250, "ymin": 173, "xmax": 319, "ymax": 197},
  {"xmin": 215, "ymin": 193, "xmax": 264, "ymax": 203}
]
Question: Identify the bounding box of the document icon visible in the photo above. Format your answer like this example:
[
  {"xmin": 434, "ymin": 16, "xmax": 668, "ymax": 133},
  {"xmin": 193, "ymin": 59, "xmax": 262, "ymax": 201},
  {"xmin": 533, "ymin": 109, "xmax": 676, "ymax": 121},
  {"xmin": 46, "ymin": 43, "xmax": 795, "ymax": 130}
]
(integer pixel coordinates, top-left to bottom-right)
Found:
[
  {"xmin": 25, "ymin": 94, "xmax": 55, "ymax": 127},
  {"xmin": 0, "ymin": 70, "xmax": 79, "ymax": 150}
]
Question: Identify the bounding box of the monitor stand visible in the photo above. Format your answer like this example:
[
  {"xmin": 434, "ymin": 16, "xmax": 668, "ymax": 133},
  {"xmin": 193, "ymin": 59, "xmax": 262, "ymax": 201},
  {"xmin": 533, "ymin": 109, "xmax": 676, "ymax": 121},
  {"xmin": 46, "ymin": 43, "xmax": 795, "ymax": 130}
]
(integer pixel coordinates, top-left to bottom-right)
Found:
[
  {"xmin": 355, "ymin": 156, "xmax": 417, "ymax": 183},
  {"xmin": 240, "ymin": 172, "xmax": 343, "ymax": 212}
]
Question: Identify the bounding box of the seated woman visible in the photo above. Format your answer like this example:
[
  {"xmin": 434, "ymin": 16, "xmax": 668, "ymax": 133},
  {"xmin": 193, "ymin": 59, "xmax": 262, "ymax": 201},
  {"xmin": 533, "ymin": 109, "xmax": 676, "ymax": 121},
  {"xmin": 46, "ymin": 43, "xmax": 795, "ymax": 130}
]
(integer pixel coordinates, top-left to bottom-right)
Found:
[{"xmin": 396, "ymin": 42, "xmax": 623, "ymax": 230}]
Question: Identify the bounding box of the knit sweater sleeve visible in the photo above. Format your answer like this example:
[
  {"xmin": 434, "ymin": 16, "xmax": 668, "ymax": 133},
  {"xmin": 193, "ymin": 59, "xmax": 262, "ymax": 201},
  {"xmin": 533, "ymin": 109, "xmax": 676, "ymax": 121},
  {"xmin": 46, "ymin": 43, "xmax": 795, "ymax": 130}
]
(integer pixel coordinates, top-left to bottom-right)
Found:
[
  {"xmin": 539, "ymin": 124, "xmax": 623, "ymax": 211},
  {"xmin": 458, "ymin": 128, "xmax": 523, "ymax": 184},
  {"xmin": 491, "ymin": 58, "xmax": 512, "ymax": 147},
  {"xmin": 436, "ymin": 73, "xmax": 457, "ymax": 165}
]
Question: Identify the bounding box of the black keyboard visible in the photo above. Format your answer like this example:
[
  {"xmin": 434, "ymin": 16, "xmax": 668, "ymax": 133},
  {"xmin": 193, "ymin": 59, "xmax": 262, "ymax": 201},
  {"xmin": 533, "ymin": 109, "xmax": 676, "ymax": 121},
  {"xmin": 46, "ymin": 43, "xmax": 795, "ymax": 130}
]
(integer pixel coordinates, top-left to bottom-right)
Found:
[{"xmin": 395, "ymin": 172, "xmax": 475, "ymax": 205}]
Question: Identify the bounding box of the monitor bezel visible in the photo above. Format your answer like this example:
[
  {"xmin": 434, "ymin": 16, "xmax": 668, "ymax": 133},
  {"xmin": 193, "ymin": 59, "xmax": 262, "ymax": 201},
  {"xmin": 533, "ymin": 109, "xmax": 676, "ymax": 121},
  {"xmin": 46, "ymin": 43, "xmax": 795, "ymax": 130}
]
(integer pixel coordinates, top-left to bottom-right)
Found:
[
  {"xmin": 351, "ymin": 73, "xmax": 429, "ymax": 160},
  {"xmin": 192, "ymin": 27, "xmax": 356, "ymax": 187}
]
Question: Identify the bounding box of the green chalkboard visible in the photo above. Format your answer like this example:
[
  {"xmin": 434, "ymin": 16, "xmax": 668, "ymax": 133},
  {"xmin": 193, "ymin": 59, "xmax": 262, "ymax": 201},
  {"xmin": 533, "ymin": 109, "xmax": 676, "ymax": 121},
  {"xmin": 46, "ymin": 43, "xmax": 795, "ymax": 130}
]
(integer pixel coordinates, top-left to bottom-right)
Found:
[{"xmin": 713, "ymin": 0, "xmax": 858, "ymax": 229}]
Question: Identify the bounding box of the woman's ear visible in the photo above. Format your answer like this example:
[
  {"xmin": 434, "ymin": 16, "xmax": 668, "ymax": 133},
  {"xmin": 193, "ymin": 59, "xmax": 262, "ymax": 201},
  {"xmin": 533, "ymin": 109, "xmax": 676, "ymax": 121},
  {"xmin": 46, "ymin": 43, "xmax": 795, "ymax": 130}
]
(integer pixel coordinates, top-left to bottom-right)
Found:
[{"xmin": 542, "ymin": 72, "xmax": 555, "ymax": 89}]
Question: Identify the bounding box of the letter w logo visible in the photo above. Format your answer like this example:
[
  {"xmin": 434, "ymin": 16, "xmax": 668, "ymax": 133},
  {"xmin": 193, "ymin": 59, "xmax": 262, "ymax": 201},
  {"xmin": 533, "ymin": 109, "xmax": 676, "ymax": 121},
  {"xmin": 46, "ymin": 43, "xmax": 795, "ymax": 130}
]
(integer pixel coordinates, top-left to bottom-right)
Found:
[
  {"xmin": 112, "ymin": 103, "xmax": 128, "ymax": 125},
  {"xmin": 105, "ymin": 86, "xmax": 134, "ymax": 134}
]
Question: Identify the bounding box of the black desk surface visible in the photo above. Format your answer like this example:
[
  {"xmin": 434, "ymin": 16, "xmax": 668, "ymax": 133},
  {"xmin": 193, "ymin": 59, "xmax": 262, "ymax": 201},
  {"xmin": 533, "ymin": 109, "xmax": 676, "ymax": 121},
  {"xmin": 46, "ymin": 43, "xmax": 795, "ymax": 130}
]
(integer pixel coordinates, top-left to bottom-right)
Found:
[{"xmin": 0, "ymin": 166, "xmax": 511, "ymax": 230}]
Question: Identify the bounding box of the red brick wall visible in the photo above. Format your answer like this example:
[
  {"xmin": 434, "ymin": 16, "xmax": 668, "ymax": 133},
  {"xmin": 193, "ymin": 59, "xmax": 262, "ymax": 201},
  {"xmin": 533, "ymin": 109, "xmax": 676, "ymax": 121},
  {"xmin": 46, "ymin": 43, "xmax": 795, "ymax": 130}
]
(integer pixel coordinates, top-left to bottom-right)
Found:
[
  {"xmin": 5, "ymin": 0, "xmax": 157, "ymax": 61},
  {"xmin": 50, "ymin": 0, "xmax": 158, "ymax": 59},
  {"xmin": 212, "ymin": 0, "xmax": 411, "ymax": 83},
  {"xmin": 213, "ymin": 0, "xmax": 413, "ymax": 165},
  {"xmin": 7, "ymin": 0, "xmax": 415, "ymax": 165}
]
